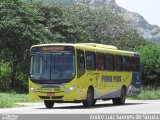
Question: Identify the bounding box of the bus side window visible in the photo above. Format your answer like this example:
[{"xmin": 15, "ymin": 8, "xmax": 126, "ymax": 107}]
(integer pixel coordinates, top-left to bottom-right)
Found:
[
  {"xmin": 96, "ymin": 53, "xmax": 105, "ymax": 70},
  {"xmin": 131, "ymin": 57, "xmax": 140, "ymax": 72},
  {"xmin": 77, "ymin": 50, "xmax": 85, "ymax": 78},
  {"xmin": 115, "ymin": 55, "xmax": 123, "ymax": 71},
  {"xmin": 123, "ymin": 56, "xmax": 131, "ymax": 72},
  {"xmin": 86, "ymin": 51, "xmax": 95, "ymax": 70},
  {"xmin": 106, "ymin": 54, "xmax": 115, "ymax": 71}
]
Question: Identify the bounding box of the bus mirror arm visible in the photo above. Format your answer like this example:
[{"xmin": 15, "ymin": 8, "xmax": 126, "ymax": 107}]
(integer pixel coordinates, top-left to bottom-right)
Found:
[{"xmin": 24, "ymin": 49, "xmax": 30, "ymax": 61}]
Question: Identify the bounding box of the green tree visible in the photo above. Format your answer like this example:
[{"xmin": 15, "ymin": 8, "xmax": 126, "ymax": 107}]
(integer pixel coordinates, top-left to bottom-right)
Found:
[
  {"xmin": 0, "ymin": 0, "xmax": 51, "ymax": 90},
  {"xmin": 134, "ymin": 43, "xmax": 160, "ymax": 85},
  {"xmin": 45, "ymin": 0, "xmax": 75, "ymax": 6},
  {"xmin": 117, "ymin": 29, "xmax": 146, "ymax": 50},
  {"xmin": 35, "ymin": 3, "xmax": 87, "ymax": 43},
  {"xmin": 67, "ymin": 5, "xmax": 146, "ymax": 49}
]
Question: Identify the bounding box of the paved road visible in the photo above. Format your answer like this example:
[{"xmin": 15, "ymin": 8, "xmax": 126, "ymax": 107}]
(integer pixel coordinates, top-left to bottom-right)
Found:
[{"xmin": 0, "ymin": 100, "xmax": 160, "ymax": 114}]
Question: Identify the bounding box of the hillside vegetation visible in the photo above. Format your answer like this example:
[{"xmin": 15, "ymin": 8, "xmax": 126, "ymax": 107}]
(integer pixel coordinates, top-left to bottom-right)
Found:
[{"xmin": 0, "ymin": 0, "xmax": 158, "ymax": 93}]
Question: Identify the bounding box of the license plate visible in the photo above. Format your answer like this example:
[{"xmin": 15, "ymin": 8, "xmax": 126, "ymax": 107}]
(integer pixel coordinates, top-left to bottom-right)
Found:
[{"xmin": 47, "ymin": 93, "xmax": 55, "ymax": 97}]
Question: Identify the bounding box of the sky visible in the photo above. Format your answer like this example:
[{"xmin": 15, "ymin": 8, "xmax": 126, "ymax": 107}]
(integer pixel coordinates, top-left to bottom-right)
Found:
[{"xmin": 116, "ymin": 0, "xmax": 160, "ymax": 26}]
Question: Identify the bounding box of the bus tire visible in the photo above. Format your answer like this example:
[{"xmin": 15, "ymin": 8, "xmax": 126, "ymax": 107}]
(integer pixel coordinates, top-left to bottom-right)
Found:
[
  {"xmin": 93, "ymin": 99, "xmax": 97, "ymax": 106},
  {"xmin": 44, "ymin": 100, "xmax": 54, "ymax": 108},
  {"xmin": 83, "ymin": 88, "xmax": 94, "ymax": 107},
  {"xmin": 112, "ymin": 87, "xmax": 126, "ymax": 105}
]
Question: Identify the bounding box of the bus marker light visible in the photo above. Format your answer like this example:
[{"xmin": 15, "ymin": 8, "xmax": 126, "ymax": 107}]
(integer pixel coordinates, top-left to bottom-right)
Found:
[
  {"xmin": 65, "ymin": 86, "xmax": 77, "ymax": 93},
  {"xmin": 29, "ymin": 86, "xmax": 37, "ymax": 93}
]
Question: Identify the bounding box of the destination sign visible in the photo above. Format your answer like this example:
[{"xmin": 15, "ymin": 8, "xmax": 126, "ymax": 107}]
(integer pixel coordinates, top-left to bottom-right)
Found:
[
  {"xmin": 42, "ymin": 47, "xmax": 65, "ymax": 51},
  {"xmin": 31, "ymin": 46, "xmax": 74, "ymax": 53}
]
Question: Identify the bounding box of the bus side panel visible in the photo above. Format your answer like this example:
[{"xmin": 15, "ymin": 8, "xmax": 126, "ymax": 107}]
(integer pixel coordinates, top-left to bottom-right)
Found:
[
  {"xmin": 99, "ymin": 72, "xmax": 141, "ymax": 99},
  {"xmin": 96, "ymin": 72, "xmax": 132, "ymax": 99}
]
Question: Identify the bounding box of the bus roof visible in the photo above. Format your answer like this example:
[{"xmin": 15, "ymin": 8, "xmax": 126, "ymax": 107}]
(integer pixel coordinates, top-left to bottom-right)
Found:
[{"xmin": 31, "ymin": 43, "xmax": 139, "ymax": 56}]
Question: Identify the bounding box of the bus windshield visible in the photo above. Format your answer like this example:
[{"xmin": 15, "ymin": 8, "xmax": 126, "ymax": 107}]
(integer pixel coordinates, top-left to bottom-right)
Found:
[{"xmin": 30, "ymin": 52, "xmax": 75, "ymax": 83}]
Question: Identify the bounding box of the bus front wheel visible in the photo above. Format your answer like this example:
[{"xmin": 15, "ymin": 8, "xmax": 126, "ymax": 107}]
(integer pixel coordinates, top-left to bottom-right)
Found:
[
  {"xmin": 83, "ymin": 88, "xmax": 94, "ymax": 107},
  {"xmin": 112, "ymin": 87, "xmax": 126, "ymax": 105},
  {"xmin": 44, "ymin": 100, "xmax": 54, "ymax": 108}
]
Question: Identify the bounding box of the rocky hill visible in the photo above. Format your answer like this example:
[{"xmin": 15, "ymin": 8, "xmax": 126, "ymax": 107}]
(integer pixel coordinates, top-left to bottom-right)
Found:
[
  {"xmin": 75, "ymin": 0, "xmax": 160, "ymax": 43},
  {"xmin": 35, "ymin": 0, "xmax": 160, "ymax": 43}
]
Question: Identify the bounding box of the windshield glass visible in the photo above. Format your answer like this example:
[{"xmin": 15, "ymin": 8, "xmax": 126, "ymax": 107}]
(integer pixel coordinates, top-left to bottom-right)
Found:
[{"xmin": 30, "ymin": 52, "xmax": 75, "ymax": 82}]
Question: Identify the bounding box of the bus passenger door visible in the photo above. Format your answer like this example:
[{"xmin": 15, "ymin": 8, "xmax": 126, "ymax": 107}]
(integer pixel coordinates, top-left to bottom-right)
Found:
[
  {"xmin": 85, "ymin": 51, "xmax": 100, "ymax": 98},
  {"xmin": 76, "ymin": 50, "xmax": 86, "ymax": 100},
  {"xmin": 94, "ymin": 53, "xmax": 106, "ymax": 98}
]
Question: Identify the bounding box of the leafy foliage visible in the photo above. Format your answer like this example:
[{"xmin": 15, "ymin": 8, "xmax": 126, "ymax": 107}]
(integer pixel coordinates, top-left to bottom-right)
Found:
[
  {"xmin": 0, "ymin": 0, "xmax": 152, "ymax": 92},
  {"xmin": 134, "ymin": 43, "xmax": 160, "ymax": 84},
  {"xmin": 0, "ymin": 62, "xmax": 12, "ymax": 91},
  {"xmin": 117, "ymin": 29, "xmax": 146, "ymax": 50},
  {"xmin": 45, "ymin": 0, "xmax": 75, "ymax": 6},
  {"xmin": 67, "ymin": 5, "xmax": 146, "ymax": 50},
  {"xmin": 0, "ymin": 0, "xmax": 51, "ymax": 90},
  {"xmin": 35, "ymin": 3, "xmax": 84, "ymax": 43}
]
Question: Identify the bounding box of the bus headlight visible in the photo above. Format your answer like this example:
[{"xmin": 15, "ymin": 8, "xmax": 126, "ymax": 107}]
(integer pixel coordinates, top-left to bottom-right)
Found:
[
  {"xmin": 65, "ymin": 86, "xmax": 77, "ymax": 93},
  {"xmin": 29, "ymin": 86, "xmax": 37, "ymax": 93}
]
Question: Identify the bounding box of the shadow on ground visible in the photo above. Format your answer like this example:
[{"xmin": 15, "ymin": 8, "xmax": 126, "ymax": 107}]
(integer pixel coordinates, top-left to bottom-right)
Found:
[{"xmin": 36, "ymin": 102, "xmax": 147, "ymax": 109}]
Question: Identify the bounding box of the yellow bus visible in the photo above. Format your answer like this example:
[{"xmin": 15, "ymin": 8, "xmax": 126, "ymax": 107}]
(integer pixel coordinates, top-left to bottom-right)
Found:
[{"xmin": 29, "ymin": 43, "xmax": 141, "ymax": 108}]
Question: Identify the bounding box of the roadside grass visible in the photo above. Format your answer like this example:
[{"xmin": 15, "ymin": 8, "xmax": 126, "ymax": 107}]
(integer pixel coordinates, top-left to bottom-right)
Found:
[
  {"xmin": 130, "ymin": 86, "xmax": 160, "ymax": 100},
  {"xmin": 0, "ymin": 92, "xmax": 30, "ymax": 108}
]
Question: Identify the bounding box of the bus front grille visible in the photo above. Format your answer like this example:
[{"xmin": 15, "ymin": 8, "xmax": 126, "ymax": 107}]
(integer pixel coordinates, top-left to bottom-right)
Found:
[{"xmin": 39, "ymin": 96, "xmax": 63, "ymax": 99}]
